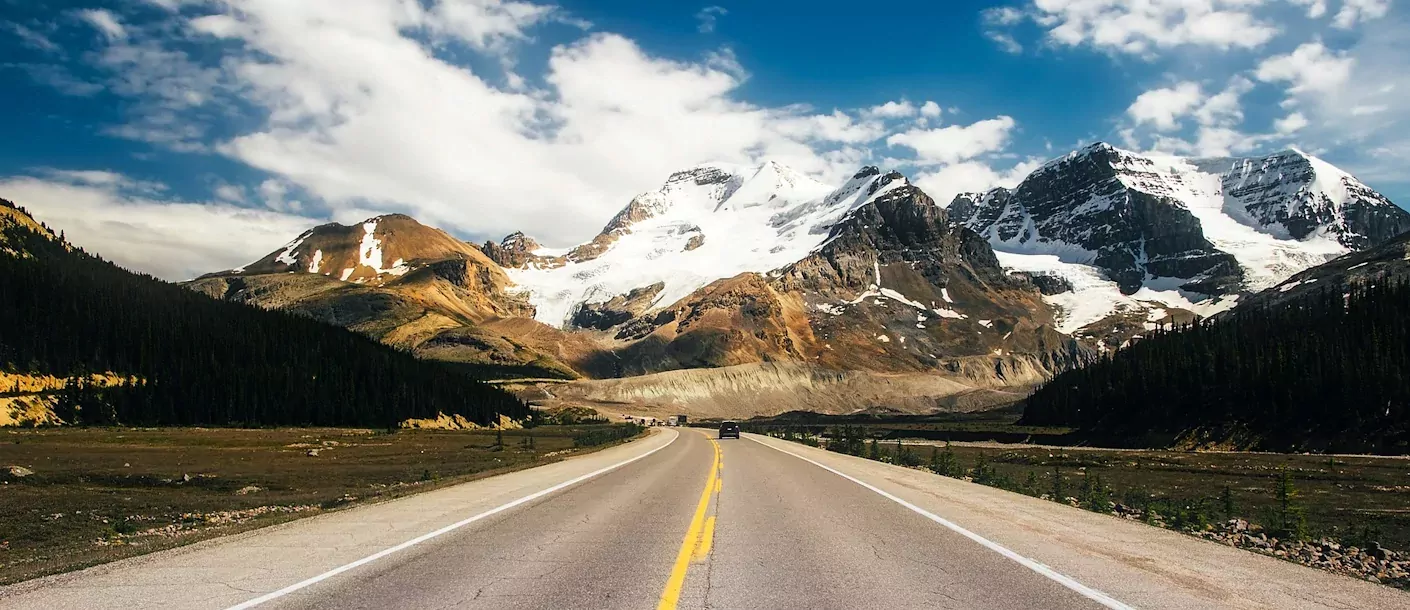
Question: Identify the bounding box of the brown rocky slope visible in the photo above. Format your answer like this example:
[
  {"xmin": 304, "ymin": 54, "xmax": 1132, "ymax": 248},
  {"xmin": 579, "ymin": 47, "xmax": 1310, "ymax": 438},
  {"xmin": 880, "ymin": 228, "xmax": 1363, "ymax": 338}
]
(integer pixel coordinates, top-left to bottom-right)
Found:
[{"xmin": 187, "ymin": 167, "xmax": 1088, "ymax": 414}]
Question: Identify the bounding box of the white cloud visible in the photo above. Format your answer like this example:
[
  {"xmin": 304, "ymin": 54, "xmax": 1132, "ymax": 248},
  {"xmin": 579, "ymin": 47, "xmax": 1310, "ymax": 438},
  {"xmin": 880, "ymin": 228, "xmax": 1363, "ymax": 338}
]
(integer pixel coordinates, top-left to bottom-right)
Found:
[
  {"xmin": 1001, "ymin": 0, "xmax": 1280, "ymax": 55},
  {"xmin": 1256, "ymin": 41, "xmax": 1354, "ymax": 94},
  {"xmin": 1254, "ymin": 18, "xmax": 1410, "ymax": 184},
  {"xmin": 915, "ymin": 158, "xmax": 1042, "ymax": 207},
  {"xmin": 425, "ymin": 0, "xmax": 564, "ymax": 53},
  {"xmin": 695, "ymin": 6, "xmax": 727, "ymax": 34},
  {"xmin": 1334, "ymin": 0, "xmax": 1391, "ymax": 29},
  {"xmin": 77, "ymin": 9, "xmax": 127, "ymax": 40},
  {"xmin": 1121, "ymin": 75, "xmax": 1259, "ymax": 157},
  {"xmin": 1290, "ymin": 0, "xmax": 1328, "ymax": 19},
  {"xmin": 864, "ymin": 100, "xmax": 918, "ymax": 119},
  {"xmin": 886, "ymin": 116, "xmax": 1018, "ymax": 166},
  {"xmin": 1274, "ymin": 112, "xmax": 1310, "ymax": 133},
  {"xmin": 212, "ymin": 183, "xmax": 246, "ymax": 203},
  {"xmin": 985, "ymin": 6, "xmax": 1027, "ymax": 26},
  {"xmin": 2, "ymin": 174, "xmax": 320, "ymax": 280},
  {"xmin": 113, "ymin": 2, "xmax": 959, "ymax": 247},
  {"xmin": 1194, "ymin": 76, "xmax": 1253, "ymax": 127},
  {"xmin": 11, "ymin": 0, "xmax": 1036, "ymax": 278},
  {"xmin": 1126, "ymin": 82, "xmax": 1203, "ymax": 131}
]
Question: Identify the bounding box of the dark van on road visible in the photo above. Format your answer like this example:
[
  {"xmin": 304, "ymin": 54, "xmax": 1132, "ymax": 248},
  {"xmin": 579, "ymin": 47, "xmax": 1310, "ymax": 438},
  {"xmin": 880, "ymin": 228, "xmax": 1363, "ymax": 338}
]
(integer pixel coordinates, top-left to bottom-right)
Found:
[{"xmin": 718, "ymin": 421, "xmax": 740, "ymax": 439}]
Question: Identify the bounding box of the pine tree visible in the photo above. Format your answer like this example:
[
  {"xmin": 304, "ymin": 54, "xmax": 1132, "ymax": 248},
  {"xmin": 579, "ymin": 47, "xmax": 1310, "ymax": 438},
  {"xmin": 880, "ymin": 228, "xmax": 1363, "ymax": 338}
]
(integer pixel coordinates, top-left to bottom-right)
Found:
[{"xmin": 0, "ymin": 203, "xmax": 528, "ymax": 428}]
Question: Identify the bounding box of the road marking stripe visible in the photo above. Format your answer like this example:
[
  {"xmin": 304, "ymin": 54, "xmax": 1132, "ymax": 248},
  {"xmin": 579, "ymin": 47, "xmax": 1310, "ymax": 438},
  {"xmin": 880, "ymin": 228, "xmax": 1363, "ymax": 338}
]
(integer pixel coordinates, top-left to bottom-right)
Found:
[
  {"xmin": 223, "ymin": 430, "xmax": 680, "ymax": 610},
  {"xmin": 750, "ymin": 436, "xmax": 1134, "ymax": 610},
  {"xmin": 692, "ymin": 516, "xmax": 717, "ymax": 562},
  {"xmin": 657, "ymin": 434, "xmax": 721, "ymax": 610}
]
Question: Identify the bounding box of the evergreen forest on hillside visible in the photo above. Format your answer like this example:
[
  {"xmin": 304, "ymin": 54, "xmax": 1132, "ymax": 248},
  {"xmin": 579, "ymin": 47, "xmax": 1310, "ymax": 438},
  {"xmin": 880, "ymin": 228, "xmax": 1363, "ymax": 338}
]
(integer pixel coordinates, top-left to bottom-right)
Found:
[
  {"xmin": 0, "ymin": 199, "xmax": 527, "ymax": 427},
  {"xmin": 1022, "ymin": 278, "xmax": 1410, "ymax": 453}
]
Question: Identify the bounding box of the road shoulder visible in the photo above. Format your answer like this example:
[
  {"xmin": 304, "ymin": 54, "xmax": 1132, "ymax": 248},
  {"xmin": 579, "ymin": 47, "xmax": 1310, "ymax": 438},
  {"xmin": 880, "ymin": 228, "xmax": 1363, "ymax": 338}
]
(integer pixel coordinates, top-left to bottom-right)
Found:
[
  {"xmin": 747, "ymin": 433, "xmax": 1410, "ymax": 610},
  {"xmin": 0, "ymin": 428, "xmax": 678, "ymax": 610}
]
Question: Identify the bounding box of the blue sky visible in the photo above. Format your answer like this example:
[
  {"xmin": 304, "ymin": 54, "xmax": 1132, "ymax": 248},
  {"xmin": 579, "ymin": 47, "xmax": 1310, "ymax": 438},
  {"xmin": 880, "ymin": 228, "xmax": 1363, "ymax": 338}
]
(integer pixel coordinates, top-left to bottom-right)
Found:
[{"xmin": 2, "ymin": 0, "xmax": 1408, "ymax": 279}]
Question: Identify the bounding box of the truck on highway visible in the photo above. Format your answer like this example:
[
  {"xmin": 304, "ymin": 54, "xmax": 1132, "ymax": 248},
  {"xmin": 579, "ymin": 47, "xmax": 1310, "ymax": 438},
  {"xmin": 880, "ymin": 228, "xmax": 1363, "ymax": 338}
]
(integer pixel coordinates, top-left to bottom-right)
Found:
[
  {"xmin": 676, "ymin": 415, "xmax": 688, "ymax": 426},
  {"xmin": 666, "ymin": 416, "xmax": 678, "ymax": 426}
]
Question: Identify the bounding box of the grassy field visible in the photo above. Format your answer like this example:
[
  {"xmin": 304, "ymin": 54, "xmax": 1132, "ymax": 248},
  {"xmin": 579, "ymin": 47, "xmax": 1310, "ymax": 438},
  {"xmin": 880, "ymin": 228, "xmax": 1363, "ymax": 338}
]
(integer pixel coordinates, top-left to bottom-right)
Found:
[
  {"xmin": 751, "ymin": 420, "xmax": 1410, "ymax": 553},
  {"xmin": 925, "ymin": 444, "xmax": 1410, "ymax": 550},
  {"xmin": 0, "ymin": 424, "xmax": 641, "ymax": 585}
]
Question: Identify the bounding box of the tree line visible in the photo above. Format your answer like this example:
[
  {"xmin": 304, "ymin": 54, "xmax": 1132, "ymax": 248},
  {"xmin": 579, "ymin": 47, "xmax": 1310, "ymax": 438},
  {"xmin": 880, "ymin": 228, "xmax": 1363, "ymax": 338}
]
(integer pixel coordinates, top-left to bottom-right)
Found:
[
  {"xmin": 1022, "ymin": 277, "xmax": 1410, "ymax": 453},
  {"xmin": 0, "ymin": 199, "xmax": 527, "ymax": 427}
]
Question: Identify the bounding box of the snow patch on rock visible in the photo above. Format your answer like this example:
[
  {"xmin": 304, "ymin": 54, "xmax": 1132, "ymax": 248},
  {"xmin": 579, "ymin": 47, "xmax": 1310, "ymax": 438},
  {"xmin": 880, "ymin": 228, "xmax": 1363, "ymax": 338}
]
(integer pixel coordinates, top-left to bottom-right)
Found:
[{"xmin": 507, "ymin": 162, "xmax": 905, "ymax": 327}]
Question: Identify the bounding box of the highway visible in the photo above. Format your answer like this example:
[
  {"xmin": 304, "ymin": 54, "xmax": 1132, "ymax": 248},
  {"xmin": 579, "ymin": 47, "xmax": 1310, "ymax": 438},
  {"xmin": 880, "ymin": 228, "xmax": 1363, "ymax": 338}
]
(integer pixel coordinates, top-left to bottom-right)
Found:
[{"xmin": 2, "ymin": 428, "xmax": 1406, "ymax": 609}]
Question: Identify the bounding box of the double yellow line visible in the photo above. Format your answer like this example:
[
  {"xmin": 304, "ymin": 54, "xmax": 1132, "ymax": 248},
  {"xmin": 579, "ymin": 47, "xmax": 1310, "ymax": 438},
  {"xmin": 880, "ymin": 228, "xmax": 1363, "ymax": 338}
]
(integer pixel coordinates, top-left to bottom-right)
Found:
[{"xmin": 656, "ymin": 433, "xmax": 723, "ymax": 610}]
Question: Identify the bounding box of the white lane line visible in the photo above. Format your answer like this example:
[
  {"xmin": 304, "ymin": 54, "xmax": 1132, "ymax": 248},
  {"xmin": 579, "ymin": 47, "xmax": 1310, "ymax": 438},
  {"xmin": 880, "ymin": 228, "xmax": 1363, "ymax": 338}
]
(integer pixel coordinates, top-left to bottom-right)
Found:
[
  {"xmin": 225, "ymin": 430, "xmax": 680, "ymax": 610},
  {"xmin": 749, "ymin": 436, "xmax": 1133, "ymax": 610}
]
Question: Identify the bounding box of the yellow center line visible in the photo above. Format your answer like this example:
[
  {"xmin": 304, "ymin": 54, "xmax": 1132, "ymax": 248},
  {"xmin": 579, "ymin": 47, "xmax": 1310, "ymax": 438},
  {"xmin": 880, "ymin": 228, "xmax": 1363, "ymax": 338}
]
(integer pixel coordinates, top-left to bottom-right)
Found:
[
  {"xmin": 657, "ymin": 432, "xmax": 722, "ymax": 610},
  {"xmin": 691, "ymin": 516, "xmax": 717, "ymax": 561}
]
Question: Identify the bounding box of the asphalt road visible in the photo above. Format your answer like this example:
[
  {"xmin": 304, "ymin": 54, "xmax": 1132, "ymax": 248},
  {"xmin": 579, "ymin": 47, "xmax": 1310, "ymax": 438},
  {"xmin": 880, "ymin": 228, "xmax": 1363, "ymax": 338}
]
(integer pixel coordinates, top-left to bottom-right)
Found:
[
  {"xmin": 4, "ymin": 428, "xmax": 1406, "ymax": 609},
  {"xmin": 259, "ymin": 429, "xmax": 1093, "ymax": 610}
]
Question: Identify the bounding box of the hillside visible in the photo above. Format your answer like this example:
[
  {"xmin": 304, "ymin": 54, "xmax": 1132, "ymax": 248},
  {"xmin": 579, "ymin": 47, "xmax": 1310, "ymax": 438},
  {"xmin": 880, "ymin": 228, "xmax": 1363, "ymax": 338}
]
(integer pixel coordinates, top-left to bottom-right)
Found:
[
  {"xmin": 1020, "ymin": 260, "xmax": 1410, "ymax": 453},
  {"xmin": 0, "ymin": 198, "xmax": 527, "ymax": 427},
  {"xmin": 1239, "ymin": 230, "xmax": 1410, "ymax": 310}
]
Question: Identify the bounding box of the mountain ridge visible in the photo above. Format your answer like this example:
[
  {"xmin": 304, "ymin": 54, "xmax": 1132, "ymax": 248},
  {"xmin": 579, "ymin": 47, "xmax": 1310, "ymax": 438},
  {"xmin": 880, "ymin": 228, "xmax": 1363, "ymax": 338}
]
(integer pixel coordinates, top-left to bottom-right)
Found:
[
  {"xmin": 180, "ymin": 145, "xmax": 1409, "ymax": 415},
  {"xmin": 947, "ymin": 142, "xmax": 1410, "ymax": 348}
]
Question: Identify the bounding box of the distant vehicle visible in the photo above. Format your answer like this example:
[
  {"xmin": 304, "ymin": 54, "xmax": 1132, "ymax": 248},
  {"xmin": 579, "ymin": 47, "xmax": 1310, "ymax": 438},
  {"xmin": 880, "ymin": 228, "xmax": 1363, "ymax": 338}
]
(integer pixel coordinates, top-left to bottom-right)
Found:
[
  {"xmin": 666, "ymin": 416, "xmax": 679, "ymax": 426},
  {"xmin": 676, "ymin": 414, "xmax": 688, "ymax": 426},
  {"xmin": 718, "ymin": 421, "xmax": 740, "ymax": 439}
]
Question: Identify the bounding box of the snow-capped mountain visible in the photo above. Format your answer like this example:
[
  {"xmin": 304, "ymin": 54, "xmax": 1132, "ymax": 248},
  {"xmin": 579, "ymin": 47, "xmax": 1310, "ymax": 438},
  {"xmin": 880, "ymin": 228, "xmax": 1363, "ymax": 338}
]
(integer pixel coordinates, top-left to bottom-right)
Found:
[
  {"xmin": 222, "ymin": 213, "xmax": 492, "ymax": 285},
  {"xmin": 192, "ymin": 160, "xmax": 1085, "ymax": 414},
  {"xmin": 186, "ymin": 145, "xmax": 1408, "ymax": 413},
  {"xmin": 948, "ymin": 143, "xmax": 1410, "ymax": 341},
  {"xmin": 487, "ymin": 162, "xmax": 909, "ymax": 328}
]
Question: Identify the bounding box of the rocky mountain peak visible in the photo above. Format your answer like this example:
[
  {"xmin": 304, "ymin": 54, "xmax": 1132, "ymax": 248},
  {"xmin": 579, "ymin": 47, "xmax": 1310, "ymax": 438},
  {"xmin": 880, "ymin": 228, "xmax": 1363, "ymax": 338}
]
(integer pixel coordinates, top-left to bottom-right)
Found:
[
  {"xmin": 483, "ymin": 231, "xmax": 544, "ymax": 268},
  {"xmin": 221, "ymin": 213, "xmax": 490, "ymax": 285},
  {"xmin": 946, "ymin": 142, "xmax": 1409, "ymax": 348}
]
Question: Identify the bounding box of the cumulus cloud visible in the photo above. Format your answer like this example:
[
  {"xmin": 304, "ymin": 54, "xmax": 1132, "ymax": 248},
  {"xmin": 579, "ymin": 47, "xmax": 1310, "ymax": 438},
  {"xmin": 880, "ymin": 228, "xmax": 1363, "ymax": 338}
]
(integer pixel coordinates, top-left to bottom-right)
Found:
[
  {"xmin": 1121, "ymin": 75, "xmax": 1261, "ymax": 157},
  {"xmin": 1253, "ymin": 17, "xmax": 1410, "ymax": 184},
  {"xmin": 864, "ymin": 100, "xmax": 918, "ymax": 119},
  {"xmin": 987, "ymin": 0, "xmax": 1280, "ymax": 56},
  {"xmin": 1256, "ymin": 41, "xmax": 1355, "ymax": 94},
  {"xmin": 886, "ymin": 116, "xmax": 1018, "ymax": 166},
  {"xmin": 95, "ymin": 2, "xmax": 890, "ymax": 245},
  {"xmin": 915, "ymin": 158, "xmax": 1042, "ymax": 208},
  {"xmin": 2, "ymin": 173, "xmax": 320, "ymax": 280},
  {"xmin": 1274, "ymin": 112, "xmax": 1310, "ymax": 134},
  {"xmin": 6, "ymin": 0, "xmax": 1035, "ymax": 276},
  {"xmin": 1334, "ymin": 0, "xmax": 1391, "ymax": 29},
  {"xmin": 1126, "ymin": 82, "xmax": 1204, "ymax": 131}
]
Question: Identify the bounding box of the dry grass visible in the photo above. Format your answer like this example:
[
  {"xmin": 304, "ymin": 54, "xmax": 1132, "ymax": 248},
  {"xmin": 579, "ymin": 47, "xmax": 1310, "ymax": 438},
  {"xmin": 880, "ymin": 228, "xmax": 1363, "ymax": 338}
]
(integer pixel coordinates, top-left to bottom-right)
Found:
[
  {"xmin": 0, "ymin": 424, "xmax": 637, "ymax": 585},
  {"xmin": 907, "ymin": 442, "xmax": 1410, "ymax": 551}
]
